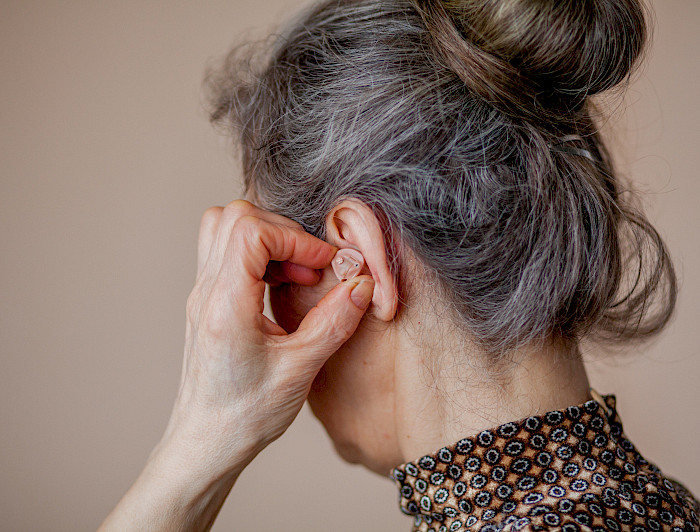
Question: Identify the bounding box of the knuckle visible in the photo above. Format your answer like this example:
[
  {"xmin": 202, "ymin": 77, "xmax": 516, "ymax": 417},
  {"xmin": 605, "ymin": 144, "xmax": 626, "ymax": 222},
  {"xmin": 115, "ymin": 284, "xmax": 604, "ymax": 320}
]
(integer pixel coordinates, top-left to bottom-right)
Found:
[
  {"xmin": 223, "ymin": 199, "xmax": 256, "ymax": 221},
  {"xmin": 326, "ymin": 310, "xmax": 354, "ymax": 341},
  {"xmin": 200, "ymin": 206, "xmax": 223, "ymax": 227},
  {"xmin": 232, "ymin": 214, "xmax": 265, "ymax": 241},
  {"xmin": 269, "ymin": 345, "xmax": 311, "ymax": 383},
  {"xmin": 305, "ymin": 306, "xmax": 353, "ymax": 346},
  {"xmin": 200, "ymin": 301, "xmax": 232, "ymax": 342}
]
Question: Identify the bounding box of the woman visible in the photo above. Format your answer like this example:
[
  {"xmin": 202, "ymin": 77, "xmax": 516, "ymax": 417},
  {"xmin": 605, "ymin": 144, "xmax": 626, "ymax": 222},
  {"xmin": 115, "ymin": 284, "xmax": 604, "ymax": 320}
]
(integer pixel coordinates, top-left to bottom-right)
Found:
[{"xmin": 99, "ymin": 0, "xmax": 699, "ymax": 530}]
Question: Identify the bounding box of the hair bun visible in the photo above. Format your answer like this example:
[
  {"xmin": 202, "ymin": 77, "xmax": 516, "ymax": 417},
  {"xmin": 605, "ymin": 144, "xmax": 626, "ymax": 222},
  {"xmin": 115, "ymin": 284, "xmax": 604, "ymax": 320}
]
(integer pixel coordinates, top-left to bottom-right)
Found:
[{"xmin": 413, "ymin": 0, "xmax": 648, "ymax": 125}]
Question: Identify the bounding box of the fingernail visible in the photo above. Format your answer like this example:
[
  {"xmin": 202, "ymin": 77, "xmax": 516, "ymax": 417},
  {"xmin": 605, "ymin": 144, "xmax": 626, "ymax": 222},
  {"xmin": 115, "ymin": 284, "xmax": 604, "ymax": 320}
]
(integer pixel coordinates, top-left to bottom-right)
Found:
[{"xmin": 350, "ymin": 279, "xmax": 374, "ymax": 309}]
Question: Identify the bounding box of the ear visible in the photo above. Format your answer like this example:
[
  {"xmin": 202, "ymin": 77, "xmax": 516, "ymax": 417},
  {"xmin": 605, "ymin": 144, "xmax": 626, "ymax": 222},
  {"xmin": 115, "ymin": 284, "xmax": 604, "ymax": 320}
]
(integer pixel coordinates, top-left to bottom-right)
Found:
[{"xmin": 325, "ymin": 199, "xmax": 398, "ymax": 322}]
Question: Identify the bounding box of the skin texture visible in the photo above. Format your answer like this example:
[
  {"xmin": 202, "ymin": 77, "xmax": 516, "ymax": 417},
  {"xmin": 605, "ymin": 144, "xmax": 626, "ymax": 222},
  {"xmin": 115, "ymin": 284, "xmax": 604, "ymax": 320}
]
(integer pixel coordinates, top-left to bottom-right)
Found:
[
  {"xmin": 99, "ymin": 198, "xmax": 591, "ymax": 531},
  {"xmin": 269, "ymin": 199, "xmax": 592, "ymax": 475},
  {"xmin": 98, "ymin": 200, "xmax": 375, "ymax": 531}
]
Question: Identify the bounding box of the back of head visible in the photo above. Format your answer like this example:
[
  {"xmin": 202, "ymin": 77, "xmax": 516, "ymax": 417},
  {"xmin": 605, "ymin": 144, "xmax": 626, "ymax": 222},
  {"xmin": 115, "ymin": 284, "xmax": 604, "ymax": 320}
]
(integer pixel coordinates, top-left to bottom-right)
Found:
[
  {"xmin": 206, "ymin": 0, "xmax": 676, "ymax": 359},
  {"xmin": 413, "ymin": 0, "xmax": 648, "ymax": 125}
]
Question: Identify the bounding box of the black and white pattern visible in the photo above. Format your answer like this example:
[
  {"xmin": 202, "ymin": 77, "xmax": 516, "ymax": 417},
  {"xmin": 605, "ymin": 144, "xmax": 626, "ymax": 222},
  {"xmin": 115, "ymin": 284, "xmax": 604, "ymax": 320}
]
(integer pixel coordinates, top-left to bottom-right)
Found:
[{"xmin": 391, "ymin": 392, "xmax": 699, "ymax": 531}]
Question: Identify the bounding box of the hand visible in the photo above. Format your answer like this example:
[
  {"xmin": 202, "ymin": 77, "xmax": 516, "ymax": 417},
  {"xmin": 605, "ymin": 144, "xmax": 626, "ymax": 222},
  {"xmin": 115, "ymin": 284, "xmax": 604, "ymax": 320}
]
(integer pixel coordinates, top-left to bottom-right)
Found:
[
  {"xmin": 160, "ymin": 199, "xmax": 375, "ymax": 478},
  {"xmin": 100, "ymin": 199, "xmax": 375, "ymax": 531}
]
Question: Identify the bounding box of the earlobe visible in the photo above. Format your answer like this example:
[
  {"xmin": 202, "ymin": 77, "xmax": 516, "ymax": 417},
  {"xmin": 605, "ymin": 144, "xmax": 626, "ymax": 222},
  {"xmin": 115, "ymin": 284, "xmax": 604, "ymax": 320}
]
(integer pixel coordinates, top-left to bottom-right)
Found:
[{"xmin": 325, "ymin": 199, "xmax": 398, "ymax": 321}]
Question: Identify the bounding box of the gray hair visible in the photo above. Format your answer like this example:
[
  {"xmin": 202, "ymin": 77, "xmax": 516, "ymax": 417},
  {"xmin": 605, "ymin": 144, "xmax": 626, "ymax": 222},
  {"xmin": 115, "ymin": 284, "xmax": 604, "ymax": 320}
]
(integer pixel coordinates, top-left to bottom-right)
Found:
[{"xmin": 205, "ymin": 0, "xmax": 676, "ymax": 360}]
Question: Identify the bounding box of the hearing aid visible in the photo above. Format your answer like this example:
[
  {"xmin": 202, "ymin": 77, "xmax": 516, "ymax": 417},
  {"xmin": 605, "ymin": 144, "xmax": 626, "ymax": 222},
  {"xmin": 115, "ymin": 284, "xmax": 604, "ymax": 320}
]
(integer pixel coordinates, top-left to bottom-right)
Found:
[{"xmin": 331, "ymin": 248, "xmax": 365, "ymax": 282}]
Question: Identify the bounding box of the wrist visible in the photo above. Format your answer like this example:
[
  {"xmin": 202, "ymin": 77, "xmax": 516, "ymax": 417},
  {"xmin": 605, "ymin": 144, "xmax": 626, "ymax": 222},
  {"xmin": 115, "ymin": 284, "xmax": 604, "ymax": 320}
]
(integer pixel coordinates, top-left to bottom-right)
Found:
[
  {"xmin": 99, "ymin": 422, "xmax": 256, "ymax": 532},
  {"xmin": 98, "ymin": 439, "xmax": 242, "ymax": 532},
  {"xmin": 147, "ymin": 430, "xmax": 248, "ymax": 499},
  {"xmin": 110, "ymin": 438, "xmax": 244, "ymax": 532}
]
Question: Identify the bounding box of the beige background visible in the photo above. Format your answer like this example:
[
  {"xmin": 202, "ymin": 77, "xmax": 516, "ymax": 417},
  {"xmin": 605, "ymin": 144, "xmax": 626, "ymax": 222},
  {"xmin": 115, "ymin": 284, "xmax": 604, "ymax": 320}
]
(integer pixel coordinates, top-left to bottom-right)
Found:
[{"xmin": 1, "ymin": 1, "xmax": 698, "ymax": 531}]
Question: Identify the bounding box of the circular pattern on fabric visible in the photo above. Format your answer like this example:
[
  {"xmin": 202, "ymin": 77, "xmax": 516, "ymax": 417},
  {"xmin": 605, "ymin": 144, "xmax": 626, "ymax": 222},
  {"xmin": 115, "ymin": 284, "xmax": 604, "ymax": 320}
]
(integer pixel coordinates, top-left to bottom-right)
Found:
[
  {"xmin": 420, "ymin": 456, "xmax": 437, "ymax": 471},
  {"xmin": 444, "ymin": 507, "xmax": 458, "ymax": 518},
  {"xmin": 484, "ymin": 449, "xmax": 500, "ymax": 465},
  {"xmin": 609, "ymin": 466, "xmax": 623, "ymax": 481},
  {"xmin": 470, "ymin": 474, "xmax": 487, "ymax": 490},
  {"xmin": 590, "ymin": 415, "xmax": 605, "ymax": 431},
  {"xmin": 583, "ymin": 457, "xmax": 598, "ymax": 471},
  {"xmin": 577, "ymin": 440, "xmax": 591, "ymax": 456},
  {"xmin": 438, "ymin": 448, "xmax": 454, "ymax": 463},
  {"xmin": 447, "ymin": 464, "xmax": 462, "ymax": 480},
  {"xmin": 529, "ymin": 433, "xmax": 546, "ymax": 449},
  {"xmin": 430, "ymin": 472, "xmax": 445, "ymax": 486},
  {"xmin": 561, "ymin": 524, "xmax": 581, "ymax": 532},
  {"xmin": 511, "ymin": 458, "xmax": 532, "ymax": 474},
  {"xmin": 496, "ymin": 484, "xmax": 513, "ymax": 500},
  {"xmin": 556, "ymin": 445, "xmax": 574, "ymax": 460},
  {"xmin": 588, "ymin": 501, "xmax": 603, "ymax": 516},
  {"xmin": 572, "ymin": 422, "xmax": 587, "ymax": 438},
  {"xmin": 461, "ymin": 457, "xmax": 479, "ymax": 472},
  {"xmin": 550, "ymin": 428, "xmax": 568, "ymax": 442},
  {"xmin": 593, "ymin": 434, "xmax": 609, "ymax": 447},
  {"xmin": 390, "ymin": 393, "xmax": 699, "ymax": 532},
  {"xmin": 474, "ymin": 491, "xmax": 492, "ymax": 507},
  {"xmin": 405, "ymin": 463, "xmax": 418, "ymax": 477},
  {"xmin": 524, "ymin": 416, "xmax": 542, "ymax": 432},
  {"xmin": 504, "ymin": 441, "xmax": 525, "ymax": 456},
  {"xmin": 456, "ymin": 438, "xmax": 474, "ymax": 454},
  {"xmin": 523, "ymin": 493, "xmax": 544, "ymax": 505},
  {"xmin": 516, "ymin": 476, "xmax": 537, "ymax": 491},
  {"xmin": 548, "ymin": 486, "xmax": 566, "ymax": 498},
  {"xmin": 477, "ymin": 431, "xmax": 495, "ymax": 447},
  {"xmin": 535, "ymin": 451, "xmax": 552, "ymax": 467},
  {"xmin": 497, "ymin": 422, "xmax": 519, "ymax": 438},
  {"xmin": 458, "ymin": 499, "xmax": 472, "ymax": 514},
  {"xmin": 558, "ymin": 499, "xmax": 575, "ymax": 513},
  {"xmin": 435, "ymin": 488, "xmax": 449, "ymax": 504},
  {"xmin": 566, "ymin": 405, "xmax": 582, "ymax": 420},
  {"xmin": 428, "ymin": 471, "xmax": 445, "ymax": 486},
  {"xmin": 545, "ymin": 411, "xmax": 564, "ymax": 425},
  {"xmin": 543, "ymin": 512, "xmax": 561, "ymax": 526},
  {"xmin": 542, "ymin": 468, "xmax": 558, "ymax": 484},
  {"xmin": 563, "ymin": 463, "xmax": 580, "ymax": 477},
  {"xmin": 490, "ymin": 466, "xmax": 506, "ymax": 482},
  {"xmin": 570, "ymin": 479, "xmax": 589, "ymax": 491},
  {"xmin": 501, "ymin": 501, "xmax": 517, "ymax": 513},
  {"xmin": 600, "ymin": 449, "xmax": 615, "ymax": 465},
  {"xmin": 592, "ymin": 472, "xmax": 607, "ymax": 486}
]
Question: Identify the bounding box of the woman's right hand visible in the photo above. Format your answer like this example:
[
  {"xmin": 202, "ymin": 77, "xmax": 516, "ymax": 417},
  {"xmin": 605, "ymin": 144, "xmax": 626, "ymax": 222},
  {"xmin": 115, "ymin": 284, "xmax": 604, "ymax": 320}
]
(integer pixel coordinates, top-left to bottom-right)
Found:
[
  {"xmin": 161, "ymin": 199, "xmax": 374, "ymax": 474},
  {"xmin": 99, "ymin": 200, "xmax": 374, "ymax": 532}
]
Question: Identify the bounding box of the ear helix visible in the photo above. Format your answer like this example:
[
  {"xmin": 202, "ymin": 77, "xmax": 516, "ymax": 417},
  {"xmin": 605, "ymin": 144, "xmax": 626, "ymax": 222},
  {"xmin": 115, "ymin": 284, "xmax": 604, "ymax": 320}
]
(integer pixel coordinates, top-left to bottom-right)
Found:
[{"xmin": 331, "ymin": 248, "xmax": 365, "ymax": 282}]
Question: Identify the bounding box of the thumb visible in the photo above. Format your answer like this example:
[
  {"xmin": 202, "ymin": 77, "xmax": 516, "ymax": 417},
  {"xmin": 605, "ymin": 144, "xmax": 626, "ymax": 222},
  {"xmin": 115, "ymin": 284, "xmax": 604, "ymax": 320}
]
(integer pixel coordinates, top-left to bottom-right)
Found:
[{"xmin": 281, "ymin": 275, "xmax": 375, "ymax": 366}]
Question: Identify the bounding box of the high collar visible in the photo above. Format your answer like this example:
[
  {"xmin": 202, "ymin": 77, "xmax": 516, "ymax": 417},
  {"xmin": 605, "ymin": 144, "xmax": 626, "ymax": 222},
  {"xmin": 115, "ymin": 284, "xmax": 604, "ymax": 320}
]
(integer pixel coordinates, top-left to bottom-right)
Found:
[{"xmin": 389, "ymin": 390, "xmax": 698, "ymax": 531}]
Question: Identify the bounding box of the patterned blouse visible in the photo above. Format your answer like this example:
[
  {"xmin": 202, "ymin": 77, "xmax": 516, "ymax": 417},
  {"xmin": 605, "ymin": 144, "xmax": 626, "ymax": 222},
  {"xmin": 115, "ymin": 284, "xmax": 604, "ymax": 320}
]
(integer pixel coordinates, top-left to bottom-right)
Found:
[{"xmin": 391, "ymin": 390, "xmax": 699, "ymax": 531}]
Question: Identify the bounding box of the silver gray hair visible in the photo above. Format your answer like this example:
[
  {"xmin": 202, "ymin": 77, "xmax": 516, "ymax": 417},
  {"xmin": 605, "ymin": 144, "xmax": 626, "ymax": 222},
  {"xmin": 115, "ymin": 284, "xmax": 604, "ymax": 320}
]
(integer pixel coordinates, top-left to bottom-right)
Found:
[{"xmin": 205, "ymin": 0, "xmax": 676, "ymax": 360}]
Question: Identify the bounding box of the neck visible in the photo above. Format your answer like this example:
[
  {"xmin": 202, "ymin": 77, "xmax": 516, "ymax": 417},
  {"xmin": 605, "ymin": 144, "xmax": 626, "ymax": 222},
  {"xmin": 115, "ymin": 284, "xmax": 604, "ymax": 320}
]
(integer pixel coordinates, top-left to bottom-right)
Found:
[{"xmin": 392, "ymin": 319, "xmax": 591, "ymax": 464}]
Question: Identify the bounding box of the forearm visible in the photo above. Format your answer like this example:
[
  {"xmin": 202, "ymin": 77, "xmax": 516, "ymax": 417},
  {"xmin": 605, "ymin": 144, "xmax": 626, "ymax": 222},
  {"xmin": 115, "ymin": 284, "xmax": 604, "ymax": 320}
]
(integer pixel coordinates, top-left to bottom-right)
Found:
[
  {"xmin": 98, "ymin": 201, "xmax": 371, "ymax": 530},
  {"xmin": 98, "ymin": 436, "xmax": 246, "ymax": 532}
]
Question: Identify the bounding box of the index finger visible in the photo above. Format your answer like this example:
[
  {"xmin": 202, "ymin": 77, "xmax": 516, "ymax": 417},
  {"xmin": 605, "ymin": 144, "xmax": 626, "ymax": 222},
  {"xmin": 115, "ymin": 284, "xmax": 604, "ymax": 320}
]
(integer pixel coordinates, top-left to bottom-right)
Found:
[
  {"xmin": 197, "ymin": 200, "xmax": 308, "ymax": 278},
  {"xmin": 227, "ymin": 215, "xmax": 337, "ymax": 287},
  {"xmin": 214, "ymin": 216, "xmax": 336, "ymax": 325}
]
